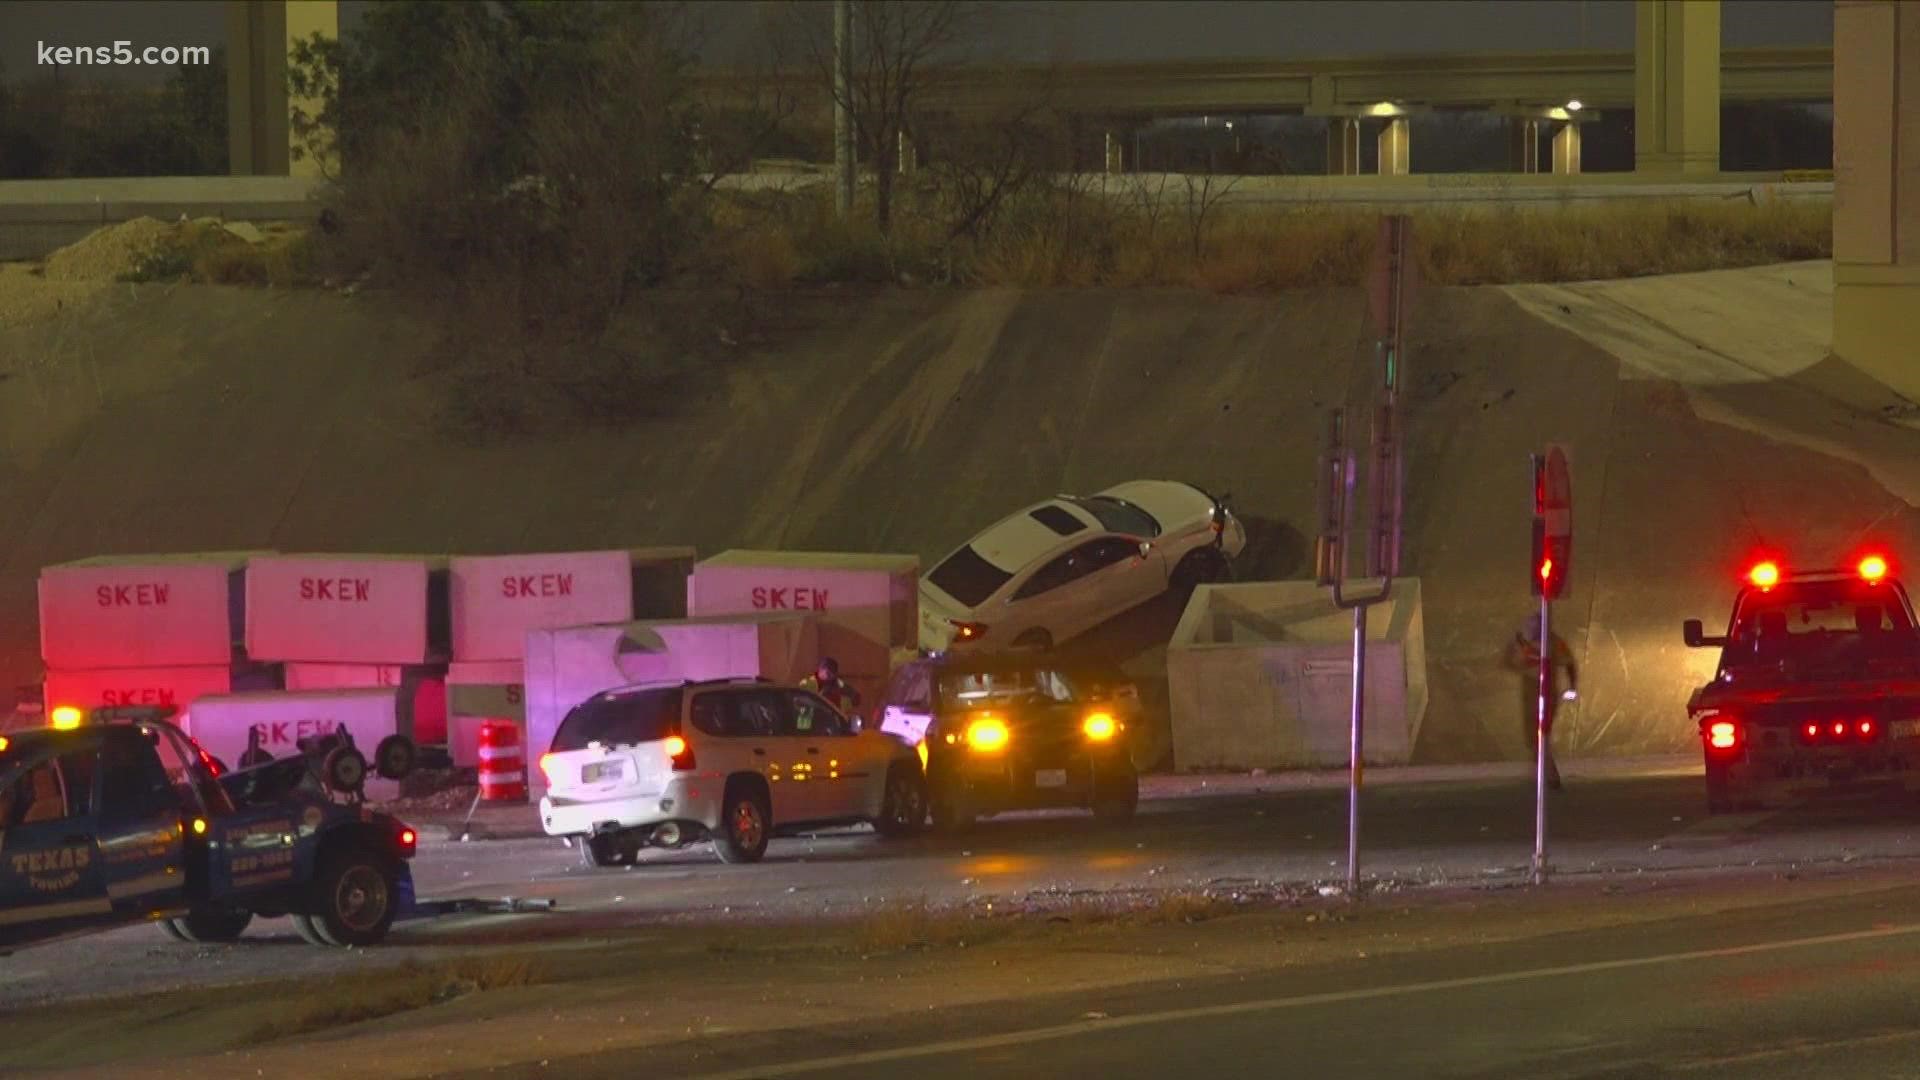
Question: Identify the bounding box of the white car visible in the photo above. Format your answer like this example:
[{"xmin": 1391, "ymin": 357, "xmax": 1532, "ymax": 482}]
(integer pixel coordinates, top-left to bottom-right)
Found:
[
  {"xmin": 919, "ymin": 480, "xmax": 1248, "ymax": 653},
  {"xmin": 537, "ymin": 679, "xmax": 927, "ymax": 867}
]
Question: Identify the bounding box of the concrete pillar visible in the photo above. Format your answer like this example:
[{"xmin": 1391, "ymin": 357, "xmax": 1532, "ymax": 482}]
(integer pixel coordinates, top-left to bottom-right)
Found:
[
  {"xmin": 227, "ymin": 0, "xmax": 338, "ymax": 177},
  {"xmin": 1551, "ymin": 122, "xmax": 1583, "ymax": 175},
  {"xmin": 1633, "ymin": 0, "xmax": 1720, "ymax": 175},
  {"xmin": 1833, "ymin": 0, "xmax": 1920, "ymax": 401},
  {"xmin": 1376, "ymin": 117, "xmax": 1410, "ymax": 175},
  {"xmin": 1509, "ymin": 119, "xmax": 1541, "ymax": 174},
  {"xmin": 1327, "ymin": 118, "xmax": 1361, "ymax": 176},
  {"xmin": 1104, "ymin": 131, "xmax": 1125, "ymax": 174}
]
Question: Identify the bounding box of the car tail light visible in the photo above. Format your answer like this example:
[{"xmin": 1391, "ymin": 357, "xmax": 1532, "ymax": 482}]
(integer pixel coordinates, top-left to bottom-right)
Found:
[
  {"xmin": 1083, "ymin": 712, "xmax": 1118, "ymax": 741},
  {"xmin": 398, "ymin": 827, "xmax": 417, "ymax": 855},
  {"xmin": 950, "ymin": 620, "xmax": 988, "ymax": 643},
  {"xmin": 538, "ymin": 752, "xmax": 560, "ymax": 785},
  {"xmin": 1706, "ymin": 720, "xmax": 1738, "ymax": 750},
  {"xmin": 1800, "ymin": 722, "xmax": 1820, "ymax": 745},
  {"xmin": 663, "ymin": 734, "xmax": 696, "ymax": 772},
  {"xmin": 1858, "ymin": 719, "xmax": 1878, "ymax": 740},
  {"xmin": 1832, "ymin": 720, "xmax": 1848, "ymax": 739}
]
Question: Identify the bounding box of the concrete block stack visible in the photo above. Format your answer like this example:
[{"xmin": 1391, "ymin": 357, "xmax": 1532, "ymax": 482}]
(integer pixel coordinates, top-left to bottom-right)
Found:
[
  {"xmin": 446, "ymin": 547, "xmax": 694, "ymax": 765},
  {"xmin": 39, "ymin": 553, "xmax": 275, "ymax": 716},
  {"xmin": 244, "ymin": 554, "xmax": 450, "ymax": 747},
  {"xmin": 685, "ymin": 550, "xmax": 920, "ymax": 714}
]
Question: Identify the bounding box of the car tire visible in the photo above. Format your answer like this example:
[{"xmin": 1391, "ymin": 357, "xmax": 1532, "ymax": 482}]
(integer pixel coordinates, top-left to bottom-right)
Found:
[
  {"xmin": 170, "ymin": 906, "xmax": 254, "ymax": 943},
  {"xmin": 1171, "ymin": 549, "xmax": 1228, "ymax": 595},
  {"xmin": 1012, "ymin": 628, "xmax": 1053, "ymax": 653},
  {"xmin": 374, "ymin": 735, "xmax": 418, "ymax": 781},
  {"xmin": 321, "ymin": 746, "xmax": 369, "ymax": 795},
  {"xmin": 930, "ymin": 776, "xmax": 975, "ymax": 834},
  {"xmin": 578, "ymin": 833, "xmax": 628, "ymax": 869},
  {"xmin": 304, "ymin": 844, "xmax": 400, "ymax": 947},
  {"xmin": 1092, "ymin": 761, "xmax": 1140, "ymax": 825},
  {"xmin": 874, "ymin": 763, "xmax": 928, "ymax": 838},
  {"xmin": 714, "ymin": 783, "xmax": 771, "ymax": 864},
  {"xmin": 159, "ymin": 917, "xmax": 191, "ymax": 942}
]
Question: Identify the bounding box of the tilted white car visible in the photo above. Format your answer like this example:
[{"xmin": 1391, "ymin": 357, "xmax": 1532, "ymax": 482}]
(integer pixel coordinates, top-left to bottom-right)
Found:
[
  {"xmin": 538, "ymin": 679, "xmax": 927, "ymax": 867},
  {"xmin": 919, "ymin": 480, "xmax": 1247, "ymax": 653}
]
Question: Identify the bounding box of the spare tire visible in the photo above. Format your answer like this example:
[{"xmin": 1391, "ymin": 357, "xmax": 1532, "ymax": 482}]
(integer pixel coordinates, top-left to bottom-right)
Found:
[
  {"xmin": 322, "ymin": 745, "xmax": 368, "ymax": 794},
  {"xmin": 374, "ymin": 735, "xmax": 418, "ymax": 781}
]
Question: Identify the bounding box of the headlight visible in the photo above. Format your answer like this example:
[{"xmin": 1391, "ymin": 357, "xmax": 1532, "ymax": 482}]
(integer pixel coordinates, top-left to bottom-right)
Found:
[
  {"xmin": 1083, "ymin": 712, "xmax": 1117, "ymax": 741},
  {"xmin": 965, "ymin": 716, "xmax": 1009, "ymax": 752}
]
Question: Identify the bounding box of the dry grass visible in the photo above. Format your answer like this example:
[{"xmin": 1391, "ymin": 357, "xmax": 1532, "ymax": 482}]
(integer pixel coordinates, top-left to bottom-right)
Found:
[
  {"xmin": 708, "ymin": 189, "xmax": 1831, "ymax": 293},
  {"xmin": 242, "ymin": 955, "xmax": 541, "ymax": 1043}
]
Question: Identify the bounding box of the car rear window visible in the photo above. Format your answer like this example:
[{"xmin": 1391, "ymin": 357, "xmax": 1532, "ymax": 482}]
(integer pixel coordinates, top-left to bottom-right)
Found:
[
  {"xmin": 551, "ymin": 687, "xmax": 684, "ymax": 752},
  {"xmin": 1065, "ymin": 495, "xmax": 1161, "ymax": 538},
  {"xmin": 927, "ymin": 545, "xmax": 1014, "ymax": 608}
]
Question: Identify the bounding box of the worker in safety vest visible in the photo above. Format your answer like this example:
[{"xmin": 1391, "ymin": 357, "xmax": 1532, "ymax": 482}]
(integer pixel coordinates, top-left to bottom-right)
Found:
[
  {"xmin": 1503, "ymin": 621, "xmax": 1577, "ymax": 791},
  {"xmin": 801, "ymin": 657, "xmax": 863, "ymax": 719}
]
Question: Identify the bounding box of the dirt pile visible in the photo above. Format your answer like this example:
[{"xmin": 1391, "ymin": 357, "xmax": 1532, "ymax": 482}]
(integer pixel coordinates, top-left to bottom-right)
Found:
[{"xmin": 0, "ymin": 264, "xmax": 1909, "ymax": 763}]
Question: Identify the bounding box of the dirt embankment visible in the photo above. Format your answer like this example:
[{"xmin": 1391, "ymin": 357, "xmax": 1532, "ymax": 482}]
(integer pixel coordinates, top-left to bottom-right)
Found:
[{"xmin": 0, "ymin": 263, "xmax": 1912, "ymax": 761}]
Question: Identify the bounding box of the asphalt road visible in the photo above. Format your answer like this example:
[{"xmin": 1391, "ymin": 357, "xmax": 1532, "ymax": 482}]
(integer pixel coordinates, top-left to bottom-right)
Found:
[
  {"xmin": 12, "ymin": 761, "xmax": 1920, "ymax": 1011},
  {"xmin": 541, "ymin": 880, "xmax": 1920, "ymax": 1080}
]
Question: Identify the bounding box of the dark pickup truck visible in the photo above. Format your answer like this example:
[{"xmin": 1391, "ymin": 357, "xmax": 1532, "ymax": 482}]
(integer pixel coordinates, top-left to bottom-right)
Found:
[
  {"xmin": 0, "ymin": 708, "xmax": 416, "ymax": 952},
  {"xmin": 1684, "ymin": 559, "xmax": 1920, "ymax": 813}
]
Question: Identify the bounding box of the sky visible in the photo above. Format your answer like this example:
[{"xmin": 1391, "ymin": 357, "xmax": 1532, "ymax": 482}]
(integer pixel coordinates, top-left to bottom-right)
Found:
[{"xmin": 0, "ymin": 0, "xmax": 1833, "ymax": 86}]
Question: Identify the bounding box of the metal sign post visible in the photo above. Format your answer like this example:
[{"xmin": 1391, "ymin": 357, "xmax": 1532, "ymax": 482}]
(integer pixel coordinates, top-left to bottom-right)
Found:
[
  {"xmin": 1318, "ymin": 215, "xmax": 1414, "ymax": 898},
  {"xmin": 1529, "ymin": 446, "xmax": 1572, "ymax": 886}
]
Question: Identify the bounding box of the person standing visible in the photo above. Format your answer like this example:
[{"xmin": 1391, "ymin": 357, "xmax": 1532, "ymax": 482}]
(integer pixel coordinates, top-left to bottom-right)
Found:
[{"xmin": 1504, "ymin": 621, "xmax": 1577, "ymax": 791}]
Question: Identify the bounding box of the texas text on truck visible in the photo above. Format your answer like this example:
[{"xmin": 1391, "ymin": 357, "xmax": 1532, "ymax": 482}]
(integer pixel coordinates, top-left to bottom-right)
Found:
[
  {"xmin": 0, "ymin": 707, "xmax": 417, "ymax": 952},
  {"xmin": 1684, "ymin": 554, "xmax": 1920, "ymax": 812}
]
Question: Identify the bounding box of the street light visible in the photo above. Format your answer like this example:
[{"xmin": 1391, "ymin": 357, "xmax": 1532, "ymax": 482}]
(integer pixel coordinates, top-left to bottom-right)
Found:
[{"xmin": 1565, "ymin": 99, "xmax": 1584, "ymax": 112}]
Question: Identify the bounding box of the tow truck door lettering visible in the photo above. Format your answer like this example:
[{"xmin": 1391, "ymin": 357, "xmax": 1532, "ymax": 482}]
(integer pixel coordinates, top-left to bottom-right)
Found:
[{"xmin": 0, "ymin": 751, "xmax": 117, "ymax": 950}]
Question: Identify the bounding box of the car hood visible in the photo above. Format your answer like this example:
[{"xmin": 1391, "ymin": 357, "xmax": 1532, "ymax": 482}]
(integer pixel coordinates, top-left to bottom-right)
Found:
[{"xmin": 1097, "ymin": 480, "xmax": 1216, "ymax": 536}]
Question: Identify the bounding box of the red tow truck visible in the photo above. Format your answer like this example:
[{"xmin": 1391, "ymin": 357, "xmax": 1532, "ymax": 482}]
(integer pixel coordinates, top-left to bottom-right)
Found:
[{"xmin": 1684, "ymin": 554, "xmax": 1920, "ymax": 813}]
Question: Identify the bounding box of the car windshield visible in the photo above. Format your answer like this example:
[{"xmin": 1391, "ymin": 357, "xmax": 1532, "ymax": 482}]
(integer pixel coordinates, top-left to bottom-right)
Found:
[
  {"xmin": 1065, "ymin": 495, "xmax": 1162, "ymax": 538},
  {"xmin": 1726, "ymin": 581, "xmax": 1920, "ymax": 669},
  {"xmin": 927, "ymin": 545, "xmax": 1014, "ymax": 607},
  {"xmin": 939, "ymin": 667, "xmax": 1074, "ymax": 708},
  {"xmin": 551, "ymin": 687, "xmax": 683, "ymax": 752}
]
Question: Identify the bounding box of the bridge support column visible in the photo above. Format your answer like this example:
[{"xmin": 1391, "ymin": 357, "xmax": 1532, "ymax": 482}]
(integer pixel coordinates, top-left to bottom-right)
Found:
[
  {"xmin": 1376, "ymin": 118, "xmax": 1410, "ymax": 175},
  {"xmin": 1509, "ymin": 118, "xmax": 1540, "ymax": 173},
  {"xmin": 1327, "ymin": 118, "xmax": 1361, "ymax": 176},
  {"xmin": 1104, "ymin": 131, "xmax": 1125, "ymax": 174},
  {"xmin": 1834, "ymin": 0, "xmax": 1920, "ymax": 401},
  {"xmin": 1633, "ymin": 0, "xmax": 1720, "ymax": 175},
  {"xmin": 1551, "ymin": 122, "xmax": 1582, "ymax": 175},
  {"xmin": 227, "ymin": 0, "xmax": 338, "ymax": 177}
]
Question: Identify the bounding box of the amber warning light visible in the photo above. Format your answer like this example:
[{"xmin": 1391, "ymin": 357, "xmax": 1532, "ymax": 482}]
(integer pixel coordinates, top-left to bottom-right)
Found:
[
  {"xmin": 1747, "ymin": 561, "xmax": 1781, "ymax": 590},
  {"xmin": 1859, "ymin": 555, "xmax": 1889, "ymax": 582}
]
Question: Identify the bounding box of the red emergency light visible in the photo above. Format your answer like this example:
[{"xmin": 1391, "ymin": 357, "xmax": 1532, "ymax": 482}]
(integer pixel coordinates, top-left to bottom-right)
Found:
[
  {"xmin": 1747, "ymin": 561, "xmax": 1781, "ymax": 590},
  {"xmin": 1859, "ymin": 555, "xmax": 1890, "ymax": 583}
]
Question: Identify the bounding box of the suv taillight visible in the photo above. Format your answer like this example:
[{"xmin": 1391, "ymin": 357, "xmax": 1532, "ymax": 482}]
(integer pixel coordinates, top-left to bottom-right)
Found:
[{"xmin": 663, "ymin": 734, "xmax": 696, "ymax": 772}]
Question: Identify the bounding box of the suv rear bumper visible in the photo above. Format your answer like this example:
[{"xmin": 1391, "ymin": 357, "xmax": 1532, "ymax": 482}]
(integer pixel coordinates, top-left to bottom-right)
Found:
[{"xmin": 540, "ymin": 777, "xmax": 721, "ymax": 838}]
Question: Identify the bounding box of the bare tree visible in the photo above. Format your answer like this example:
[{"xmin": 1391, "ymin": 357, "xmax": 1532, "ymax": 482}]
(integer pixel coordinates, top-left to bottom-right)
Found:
[
  {"xmin": 783, "ymin": 0, "xmax": 978, "ymax": 236},
  {"xmin": 1179, "ymin": 167, "xmax": 1241, "ymax": 261}
]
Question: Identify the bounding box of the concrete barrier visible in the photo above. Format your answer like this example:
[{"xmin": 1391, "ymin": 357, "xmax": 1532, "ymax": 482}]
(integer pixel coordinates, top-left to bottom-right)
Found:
[{"xmin": 1168, "ymin": 579, "xmax": 1428, "ymax": 771}]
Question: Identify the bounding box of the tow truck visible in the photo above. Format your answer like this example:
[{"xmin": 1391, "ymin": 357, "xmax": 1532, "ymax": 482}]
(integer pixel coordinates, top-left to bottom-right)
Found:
[
  {"xmin": 0, "ymin": 705, "xmax": 417, "ymax": 952},
  {"xmin": 1683, "ymin": 554, "xmax": 1920, "ymax": 813}
]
